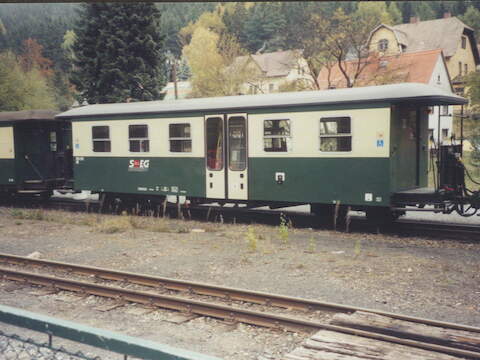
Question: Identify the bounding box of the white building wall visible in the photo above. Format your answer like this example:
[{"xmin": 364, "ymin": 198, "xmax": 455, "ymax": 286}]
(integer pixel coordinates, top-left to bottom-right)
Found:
[
  {"xmin": 244, "ymin": 57, "xmax": 312, "ymax": 94},
  {"xmin": 427, "ymin": 56, "xmax": 454, "ymax": 144}
]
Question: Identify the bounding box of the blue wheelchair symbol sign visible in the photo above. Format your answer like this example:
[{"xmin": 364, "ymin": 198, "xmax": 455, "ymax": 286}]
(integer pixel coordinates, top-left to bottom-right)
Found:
[{"xmin": 376, "ymin": 139, "xmax": 384, "ymax": 147}]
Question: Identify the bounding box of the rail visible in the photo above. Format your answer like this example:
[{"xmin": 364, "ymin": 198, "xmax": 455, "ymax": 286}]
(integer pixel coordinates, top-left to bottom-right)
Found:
[
  {"xmin": 1, "ymin": 255, "xmax": 480, "ymax": 359},
  {"xmin": 1, "ymin": 253, "xmax": 479, "ymax": 332},
  {"xmin": 0, "ymin": 304, "xmax": 220, "ymax": 360}
]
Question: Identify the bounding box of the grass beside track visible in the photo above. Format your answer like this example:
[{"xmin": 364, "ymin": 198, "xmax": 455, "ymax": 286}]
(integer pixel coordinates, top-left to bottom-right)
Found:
[{"xmin": 4, "ymin": 207, "xmax": 221, "ymax": 235}]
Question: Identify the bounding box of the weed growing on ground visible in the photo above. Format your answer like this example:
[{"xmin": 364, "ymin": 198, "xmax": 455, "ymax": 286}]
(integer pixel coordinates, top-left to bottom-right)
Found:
[
  {"xmin": 10, "ymin": 208, "xmax": 49, "ymax": 221},
  {"xmin": 354, "ymin": 239, "xmax": 362, "ymax": 258},
  {"xmin": 307, "ymin": 236, "xmax": 316, "ymax": 253},
  {"xmin": 10, "ymin": 209, "xmax": 24, "ymax": 218},
  {"xmin": 278, "ymin": 213, "xmax": 289, "ymax": 244},
  {"xmin": 150, "ymin": 219, "xmax": 170, "ymax": 233},
  {"xmin": 95, "ymin": 216, "xmax": 131, "ymax": 234},
  {"xmin": 77, "ymin": 215, "xmax": 98, "ymax": 227},
  {"xmin": 203, "ymin": 224, "xmax": 220, "ymax": 232},
  {"xmin": 128, "ymin": 216, "xmax": 143, "ymax": 229},
  {"xmin": 176, "ymin": 225, "xmax": 190, "ymax": 233},
  {"xmin": 245, "ymin": 226, "xmax": 258, "ymax": 252}
]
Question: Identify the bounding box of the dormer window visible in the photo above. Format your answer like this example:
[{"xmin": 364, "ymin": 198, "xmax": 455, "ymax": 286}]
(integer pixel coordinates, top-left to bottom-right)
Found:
[{"xmin": 378, "ymin": 39, "xmax": 388, "ymax": 51}]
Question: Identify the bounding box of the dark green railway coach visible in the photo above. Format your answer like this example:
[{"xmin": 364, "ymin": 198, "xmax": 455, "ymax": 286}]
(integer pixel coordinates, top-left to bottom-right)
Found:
[
  {"xmin": 56, "ymin": 83, "xmax": 466, "ymax": 219},
  {"xmin": 0, "ymin": 110, "xmax": 72, "ymax": 198}
]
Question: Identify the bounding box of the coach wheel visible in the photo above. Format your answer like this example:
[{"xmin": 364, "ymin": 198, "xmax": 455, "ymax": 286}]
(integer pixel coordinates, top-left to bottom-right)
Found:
[
  {"xmin": 40, "ymin": 191, "xmax": 52, "ymax": 202},
  {"xmin": 365, "ymin": 207, "xmax": 399, "ymax": 225},
  {"xmin": 311, "ymin": 204, "xmax": 348, "ymax": 228},
  {"xmin": 99, "ymin": 193, "xmax": 114, "ymax": 213}
]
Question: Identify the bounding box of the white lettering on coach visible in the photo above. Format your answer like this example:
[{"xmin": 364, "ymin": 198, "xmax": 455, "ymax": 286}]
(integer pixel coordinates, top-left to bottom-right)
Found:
[{"xmin": 128, "ymin": 159, "xmax": 150, "ymax": 172}]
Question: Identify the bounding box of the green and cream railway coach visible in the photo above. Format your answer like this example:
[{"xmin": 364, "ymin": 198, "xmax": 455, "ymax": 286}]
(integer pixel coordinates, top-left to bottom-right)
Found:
[
  {"xmin": 0, "ymin": 110, "xmax": 72, "ymax": 198},
  {"xmin": 56, "ymin": 83, "xmax": 466, "ymax": 217}
]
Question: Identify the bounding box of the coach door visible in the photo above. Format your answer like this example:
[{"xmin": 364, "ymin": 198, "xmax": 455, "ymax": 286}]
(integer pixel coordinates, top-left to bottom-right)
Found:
[
  {"xmin": 226, "ymin": 114, "xmax": 248, "ymax": 200},
  {"xmin": 205, "ymin": 114, "xmax": 248, "ymax": 200}
]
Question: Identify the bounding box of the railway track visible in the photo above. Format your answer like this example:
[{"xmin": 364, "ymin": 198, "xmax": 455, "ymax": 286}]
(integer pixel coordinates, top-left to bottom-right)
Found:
[
  {"xmin": 0, "ymin": 253, "xmax": 479, "ymax": 359},
  {"xmin": 5, "ymin": 197, "xmax": 480, "ymax": 240}
]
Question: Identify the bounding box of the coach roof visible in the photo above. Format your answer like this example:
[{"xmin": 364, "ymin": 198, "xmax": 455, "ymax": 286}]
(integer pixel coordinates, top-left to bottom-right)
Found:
[
  {"xmin": 0, "ymin": 110, "xmax": 59, "ymax": 123},
  {"xmin": 57, "ymin": 83, "xmax": 467, "ymax": 120}
]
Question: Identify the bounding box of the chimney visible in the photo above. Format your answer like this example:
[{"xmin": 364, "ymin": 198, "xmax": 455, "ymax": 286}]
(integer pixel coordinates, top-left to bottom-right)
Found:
[
  {"xmin": 443, "ymin": 12, "xmax": 451, "ymax": 18},
  {"xmin": 410, "ymin": 16, "xmax": 419, "ymax": 24}
]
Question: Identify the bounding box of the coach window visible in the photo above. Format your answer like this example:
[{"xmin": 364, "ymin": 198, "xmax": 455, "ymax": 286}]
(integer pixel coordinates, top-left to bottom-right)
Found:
[
  {"xmin": 169, "ymin": 123, "xmax": 191, "ymax": 152},
  {"xmin": 319, "ymin": 117, "xmax": 351, "ymax": 152},
  {"xmin": 264, "ymin": 119, "xmax": 290, "ymax": 152},
  {"xmin": 206, "ymin": 117, "xmax": 223, "ymax": 170},
  {"xmin": 229, "ymin": 116, "xmax": 246, "ymax": 171},
  {"xmin": 129, "ymin": 125, "xmax": 149, "ymax": 152},
  {"xmin": 92, "ymin": 126, "xmax": 111, "ymax": 152}
]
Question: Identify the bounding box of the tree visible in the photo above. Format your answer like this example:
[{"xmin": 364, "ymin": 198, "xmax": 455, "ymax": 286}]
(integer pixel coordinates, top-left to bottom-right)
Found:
[
  {"xmin": 387, "ymin": 2, "xmax": 403, "ymax": 25},
  {"xmin": 301, "ymin": 7, "xmax": 381, "ymax": 89},
  {"xmin": 412, "ymin": 2, "xmax": 436, "ymax": 21},
  {"xmin": 0, "ymin": 4, "xmax": 77, "ymax": 71},
  {"xmin": 183, "ymin": 27, "xmax": 254, "ymax": 98},
  {"xmin": 71, "ymin": 3, "xmax": 166, "ymax": 104},
  {"xmin": 0, "ymin": 19, "xmax": 5, "ymax": 35},
  {"xmin": 157, "ymin": 2, "xmax": 216, "ymax": 57},
  {"xmin": 398, "ymin": 1, "xmax": 413, "ymax": 23},
  {"xmin": 0, "ymin": 52, "xmax": 26, "ymax": 111},
  {"xmin": 222, "ymin": 2, "xmax": 248, "ymax": 47},
  {"xmin": 61, "ymin": 30, "xmax": 76, "ymax": 71},
  {"xmin": 243, "ymin": 3, "xmax": 287, "ymax": 53},
  {"xmin": 461, "ymin": 6, "xmax": 480, "ymax": 39},
  {"xmin": 183, "ymin": 27, "xmax": 224, "ymax": 97},
  {"xmin": 355, "ymin": 2, "xmax": 393, "ymax": 28},
  {"xmin": 465, "ymin": 71, "xmax": 480, "ymax": 167},
  {"xmin": 179, "ymin": 9, "xmax": 225, "ymax": 47},
  {"xmin": 19, "ymin": 38, "xmax": 53, "ymax": 77},
  {"xmin": 0, "ymin": 51, "xmax": 55, "ymax": 111}
]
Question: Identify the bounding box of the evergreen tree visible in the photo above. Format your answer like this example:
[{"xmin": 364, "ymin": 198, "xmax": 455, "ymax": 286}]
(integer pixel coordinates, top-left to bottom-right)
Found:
[
  {"xmin": 398, "ymin": 2, "xmax": 413, "ymax": 23},
  {"xmin": 387, "ymin": 2, "xmax": 403, "ymax": 24},
  {"xmin": 244, "ymin": 3, "xmax": 287, "ymax": 53},
  {"xmin": 412, "ymin": 2, "xmax": 436, "ymax": 21},
  {"xmin": 222, "ymin": 2, "xmax": 248, "ymax": 47},
  {"xmin": 461, "ymin": 6, "xmax": 480, "ymax": 38},
  {"xmin": 0, "ymin": 4, "xmax": 76, "ymax": 69},
  {"xmin": 71, "ymin": 3, "xmax": 166, "ymax": 104},
  {"xmin": 158, "ymin": 2, "xmax": 216, "ymax": 57}
]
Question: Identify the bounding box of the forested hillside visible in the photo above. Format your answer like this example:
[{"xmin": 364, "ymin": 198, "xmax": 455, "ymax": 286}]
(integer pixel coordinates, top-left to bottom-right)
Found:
[{"xmin": 1, "ymin": 1, "xmax": 480, "ymax": 109}]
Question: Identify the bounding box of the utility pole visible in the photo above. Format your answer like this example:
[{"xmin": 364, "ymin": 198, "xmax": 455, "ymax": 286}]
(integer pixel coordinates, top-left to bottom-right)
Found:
[{"xmin": 172, "ymin": 60, "xmax": 178, "ymax": 100}]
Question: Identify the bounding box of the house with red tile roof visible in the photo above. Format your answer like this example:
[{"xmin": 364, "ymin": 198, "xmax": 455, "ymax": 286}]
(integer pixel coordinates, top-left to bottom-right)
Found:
[
  {"xmin": 317, "ymin": 49, "xmax": 455, "ymax": 143},
  {"xmin": 367, "ymin": 14, "xmax": 479, "ymax": 96}
]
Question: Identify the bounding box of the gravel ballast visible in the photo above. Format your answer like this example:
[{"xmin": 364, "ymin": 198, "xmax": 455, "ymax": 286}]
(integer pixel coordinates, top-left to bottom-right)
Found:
[{"xmin": 0, "ymin": 207, "xmax": 478, "ymax": 359}]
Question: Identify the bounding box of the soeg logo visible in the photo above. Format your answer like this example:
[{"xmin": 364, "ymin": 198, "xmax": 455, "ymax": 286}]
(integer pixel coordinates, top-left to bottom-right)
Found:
[{"xmin": 128, "ymin": 159, "xmax": 150, "ymax": 172}]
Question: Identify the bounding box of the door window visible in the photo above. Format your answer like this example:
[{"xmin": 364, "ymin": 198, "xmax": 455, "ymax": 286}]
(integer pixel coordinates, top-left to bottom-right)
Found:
[
  {"xmin": 228, "ymin": 116, "xmax": 246, "ymax": 171},
  {"xmin": 206, "ymin": 117, "xmax": 223, "ymax": 170}
]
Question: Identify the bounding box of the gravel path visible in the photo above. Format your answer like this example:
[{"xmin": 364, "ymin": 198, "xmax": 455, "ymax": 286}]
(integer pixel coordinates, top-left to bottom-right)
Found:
[{"xmin": 0, "ymin": 207, "xmax": 478, "ymax": 359}]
